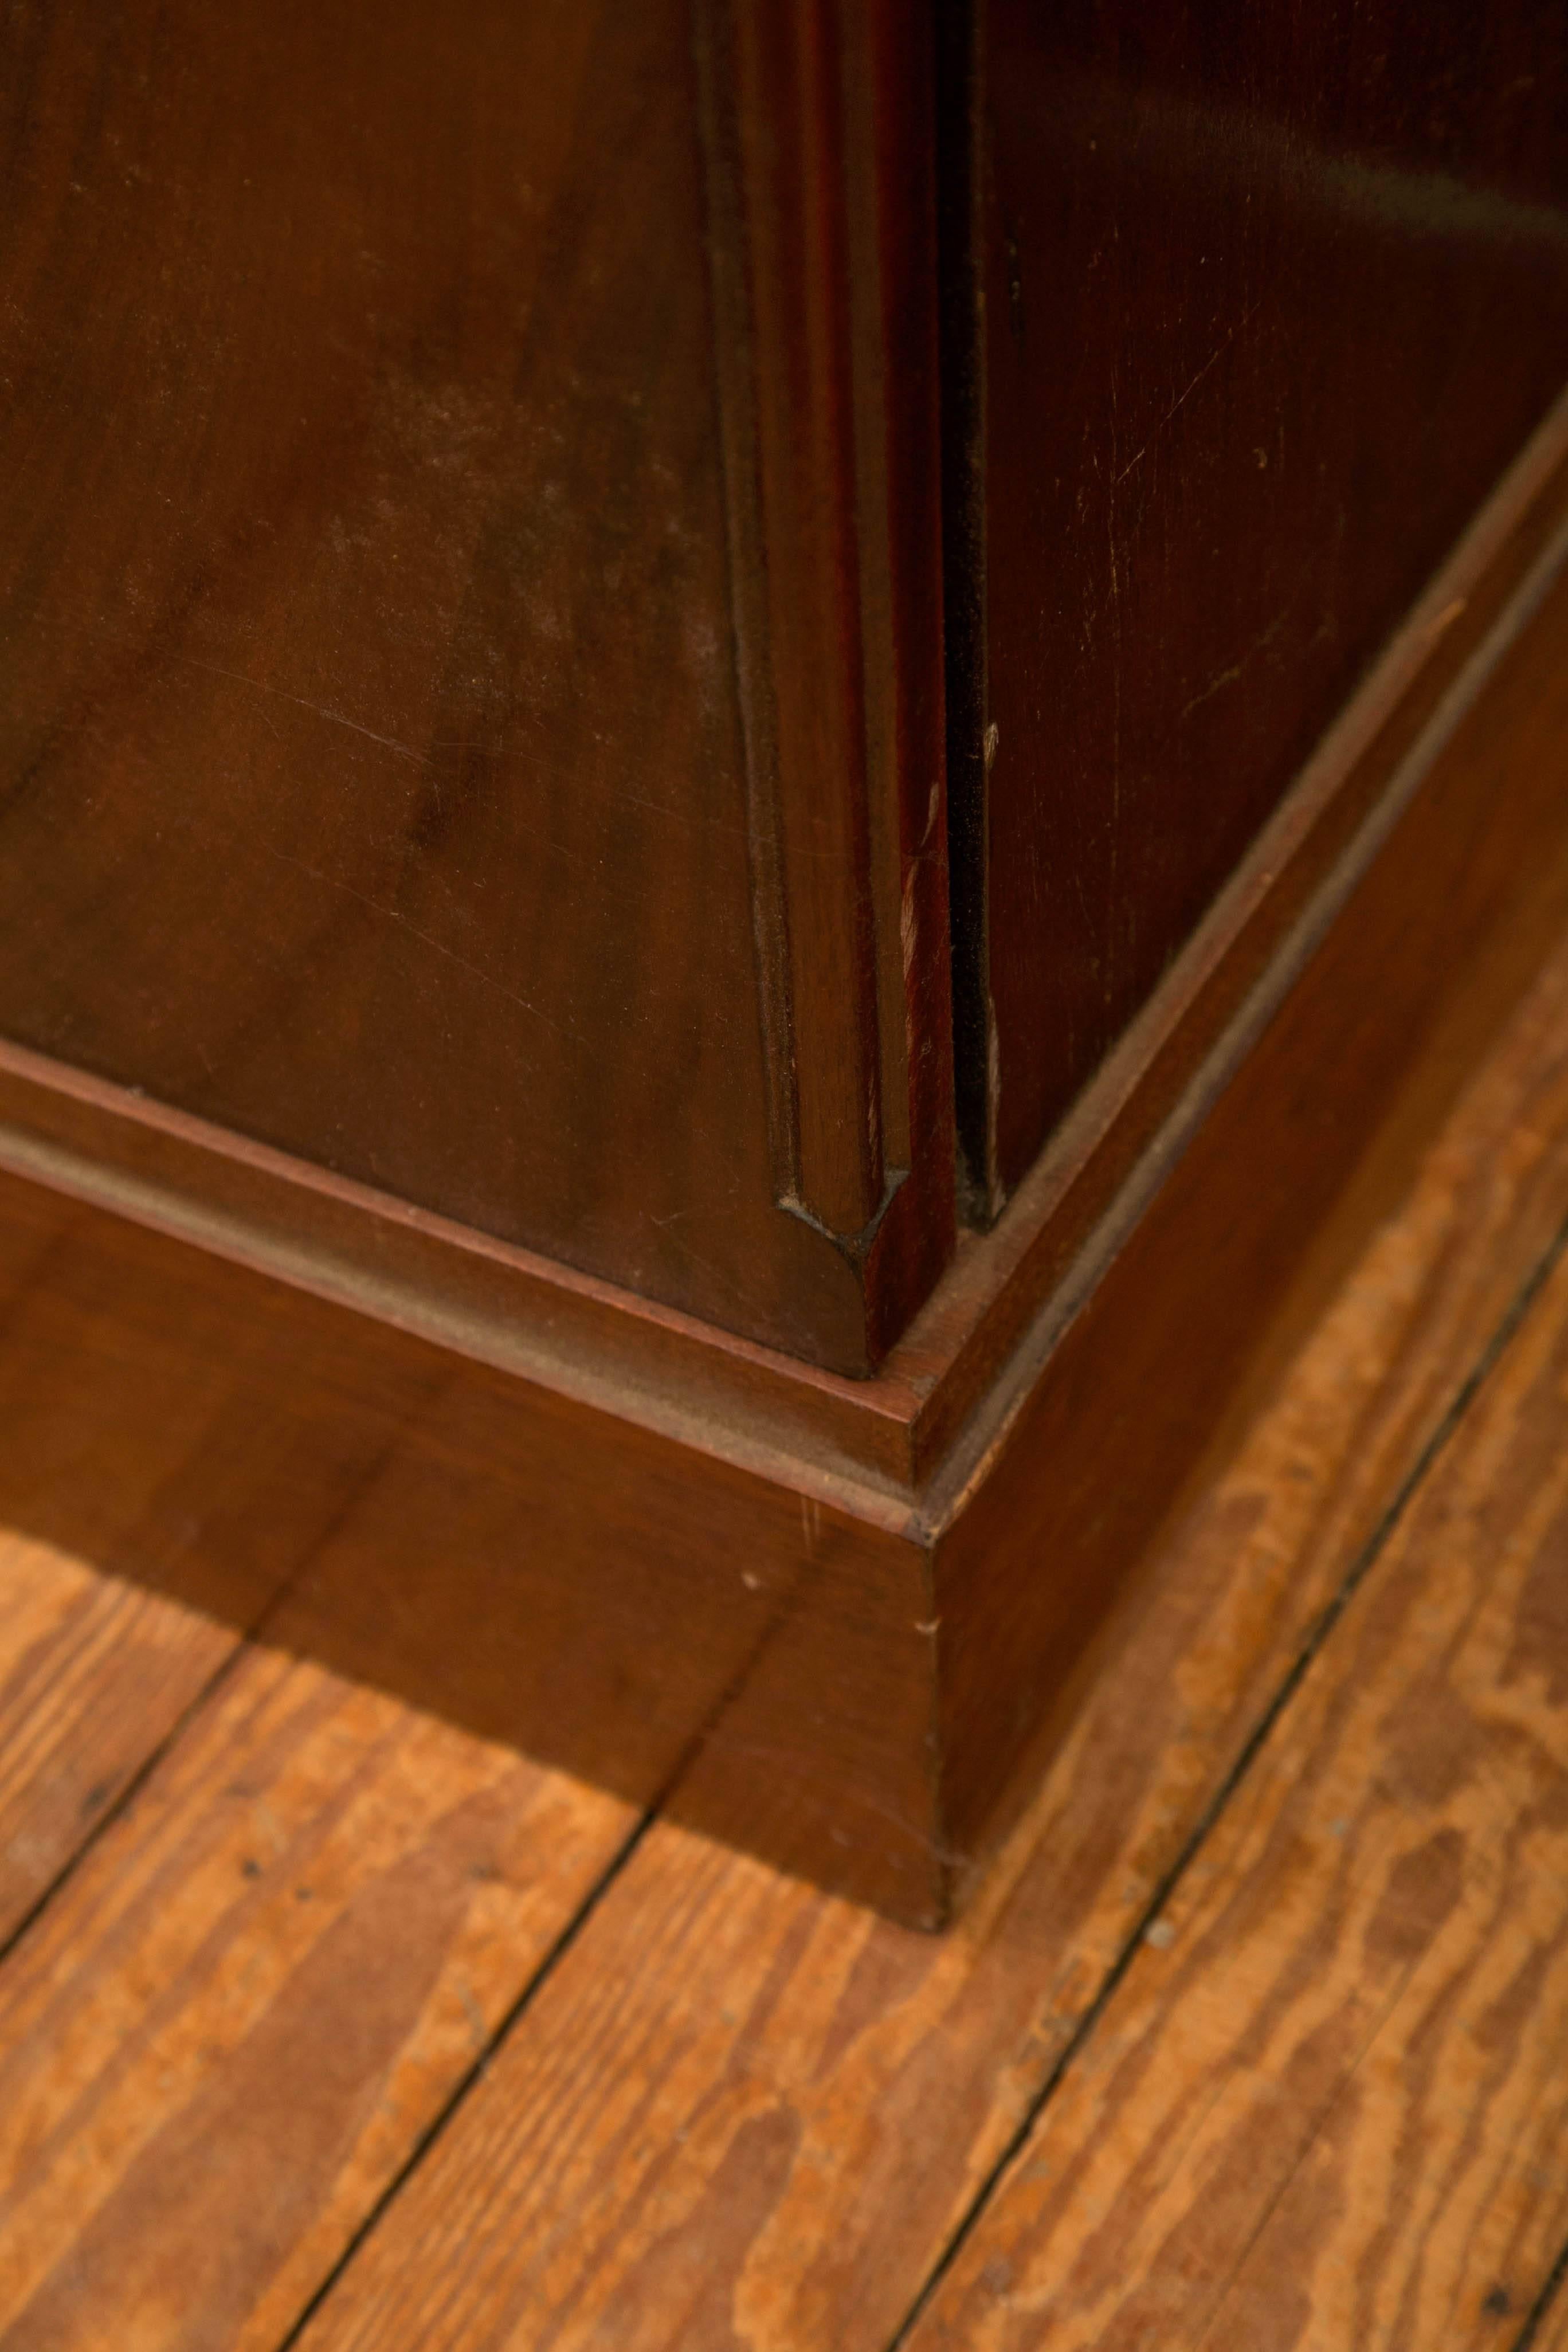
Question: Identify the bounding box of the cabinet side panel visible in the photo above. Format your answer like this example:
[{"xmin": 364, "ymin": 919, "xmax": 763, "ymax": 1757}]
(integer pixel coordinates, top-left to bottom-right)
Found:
[
  {"xmin": 937, "ymin": 548, "xmax": 1568, "ymax": 1871},
  {"xmin": 0, "ymin": 0, "xmax": 879, "ymax": 1366},
  {"xmin": 978, "ymin": 0, "xmax": 1568, "ymax": 1193}
]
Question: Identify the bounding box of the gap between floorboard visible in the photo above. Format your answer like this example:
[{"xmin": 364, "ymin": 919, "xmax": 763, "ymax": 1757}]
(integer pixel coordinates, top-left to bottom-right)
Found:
[{"xmin": 1514, "ymin": 2235, "xmax": 1568, "ymax": 2352}]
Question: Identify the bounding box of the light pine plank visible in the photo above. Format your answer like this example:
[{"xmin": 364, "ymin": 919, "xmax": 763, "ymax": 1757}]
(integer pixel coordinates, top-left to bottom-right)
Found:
[
  {"xmin": 0, "ymin": 1645, "xmax": 634, "ymax": 2352},
  {"xmin": 904, "ymin": 1235, "xmax": 1568, "ymax": 2352},
  {"xmin": 0, "ymin": 1536, "xmax": 234, "ymax": 1942},
  {"xmin": 284, "ymin": 901, "xmax": 1568, "ymax": 2349}
]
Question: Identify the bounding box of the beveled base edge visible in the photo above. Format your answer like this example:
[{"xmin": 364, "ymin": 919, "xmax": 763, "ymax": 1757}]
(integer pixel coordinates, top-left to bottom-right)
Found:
[{"xmin": 2, "ymin": 391, "xmax": 1566, "ymax": 1510}]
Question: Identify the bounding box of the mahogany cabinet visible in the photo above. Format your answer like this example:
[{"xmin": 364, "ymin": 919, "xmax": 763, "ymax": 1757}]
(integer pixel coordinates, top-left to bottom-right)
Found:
[
  {"xmin": 0, "ymin": 0, "xmax": 956, "ymax": 1378},
  {"xmin": 948, "ymin": 0, "xmax": 1568, "ymax": 1199},
  {"xmin": 3, "ymin": 0, "xmax": 1568, "ymax": 1922}
]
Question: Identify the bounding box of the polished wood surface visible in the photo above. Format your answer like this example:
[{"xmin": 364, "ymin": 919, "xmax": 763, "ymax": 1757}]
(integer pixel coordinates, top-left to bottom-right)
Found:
[
  {"xmin": 0, "ymin": 1154, "xmax": 944, "ymax": 1923},
  {"xmin": 2, "ymin": 419, "xmax": 1568, "ymax": 1921},
  {"xmin": 933, "ymin": 529, "xmax": 1568, "ymax": 1872},
  {"xmin": 955, "ymin": 0, "xmax": 1568, "ymax": 1199},
  {"xmin": 2, "ymin": 391, "xmax": 1561, "ymax": 1506},
  {"xmin": 0, "ymin": 0, "xmax": 954, "ymax": 1373},
  {"xmin": 15, "ymin": 0, "xmax": 1563, "ymax": 1376},
  {"xmin": 3, "ymin": 900, "xmax": 1568, "ymax": 2349},
  {"xmin": 696, "ymin": 0, "xmax": 956, "ymax": 1337},
  {"xmin": 3, "ymin": 8, "xmax": 1566, "ymax": 2324}
]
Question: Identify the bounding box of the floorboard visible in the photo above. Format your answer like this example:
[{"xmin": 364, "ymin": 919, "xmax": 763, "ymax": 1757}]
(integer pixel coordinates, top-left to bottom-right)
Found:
[
  {"xmin": 3, "ymin": 926, "xmax": 1568, "ymax": 2351},
  {"xmin": 273, "ymin": 920, "xmax": 1568, "ymax": 2351},
  {"xmin": 1527, "ymin": 2247, "xmax": 1568, "ymax": 2350},
  {"xmin": 0, "ymin": 1648, "xmax": 633, "ymax": 2352},
  {"xmin": 0, "ymin": 1539, "xmax": 234, "ymax": 1949},
  {"xmin": 903, "ymin": 1238, "xmax": 1568, "ymax": 2352}
]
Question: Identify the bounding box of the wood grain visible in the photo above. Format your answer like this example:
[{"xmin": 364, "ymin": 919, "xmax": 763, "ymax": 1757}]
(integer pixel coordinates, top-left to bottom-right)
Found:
[
  {"xmin": 696, "ymin": 0, "xmax": 956, "ymax": 1293},
  {"xmin": 927, "ymin": 509, "xmax": 1568, "ymax": 1880},
  {"xmin": 281, "ymin": 915, "xmax": 1568, "ymax": 2352},
  {"xmin": 963, "ymin": 0, "xmax": 1568, "ymax": 1198},
  {"xmin": 0, "ymin": 1645, "xmax": 633, "ymax": 2352},
  {"xmin": 0, "ymin": 1148, "xmax": 952, "ymax": 1925},
  {"xmin": 1, "ymin": 401, "xmax": 1565, "ymax": 1923},
  {"xmin": 1, "ymin": 384, "xmax": 1560, "ymax": 1507},
  {"xmin": 0, "ymin": 1183, "xmax": 264, "ymax": 1941},
  {"xmin": 0, "ymin": 1535, "xmax": 231, "ymax": 1946},
  {"xmin": 1532, "ymin": 2261, "xmax": 1568, "ymax": 2350},
  {"xmin": 906, "ymin": 1247, "xmax": 1568, "ymax": 2351},
  {"xmin": 0, "ymin": 0, "xmax": 954, "ymax": 1373}
]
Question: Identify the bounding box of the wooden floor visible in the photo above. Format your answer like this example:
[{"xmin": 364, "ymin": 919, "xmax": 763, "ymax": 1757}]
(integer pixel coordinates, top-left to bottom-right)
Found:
[{"xmin": 4, "ymin": 933, "xmax": 1568, "ymax": 2352}]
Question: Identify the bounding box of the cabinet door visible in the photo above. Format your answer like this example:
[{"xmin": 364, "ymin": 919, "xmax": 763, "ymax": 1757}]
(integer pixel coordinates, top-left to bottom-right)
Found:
[
  {"xmin": 0, "ymin": 0, "xmax": 954, "ymax": 1375},
  {"xmin": 946, "ymin": 0, "xmax": 1568, "ymax": 1206}
]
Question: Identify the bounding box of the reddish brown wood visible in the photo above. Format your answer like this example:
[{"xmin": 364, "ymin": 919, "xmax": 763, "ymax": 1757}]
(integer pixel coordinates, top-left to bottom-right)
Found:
[
  {"xmin": 0, "ymin": 1160, "xmax": 946, "ymax": 1923},
  {"xmin": 695, "ymin": 0, "xmax": 957, "ymax": 1350},
  {"xmin": 0, "ymin": 0, "xmax": 954, "ymax": 1375},
  {"xmin": 3, "ymin": 425, "xmax": 1567, "ymax": 1923},
  {"xmin": 9, "ymin": 933, "xmax": 1568, "ymax": 2351},
  {"xmin": 5, "ymin": 2, "xmax": 1568, "ymax": 1918},
  {"xmin": 933, "ymin": 538, "xmax": 1568, "ymax": 1875},
  {"xmin": 954, "ymin": 0, "xmax": 1568, "ymax": 1201},
  {"xmin": 3, "ymin": 397, "xmax": 1563, "ymax": 1499}
]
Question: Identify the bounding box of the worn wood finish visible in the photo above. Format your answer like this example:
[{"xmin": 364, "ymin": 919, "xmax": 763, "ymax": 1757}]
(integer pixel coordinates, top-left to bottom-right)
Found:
[
  {"xmin": 0, "ymin": 1648, "xmax": 632, "ymax": 2352},
  {"xmin": 0, "ymin": 0, "xmax": 954, "ymax": 1374},
  {"xmin": 0, "ymin": 1179, "xmax": 367, "ymax": 1939},
  {"xmin": 3, "ymin": 415, "xmax": 1568, "ymax": 1921},
  {"xmin": 258, "ymin": 930, "xmax": 1568, "ymax": 2352},
  {"xmin": 908, "ymin": 1253, "xmax": 1568, "ymax": 2352},
  {"xmin": 7, "ymin": 0, "xmax": 1568, "ymax": 1926},
  {"xmin": 956, "ymin": 0, "xmax": 1568, "ymax": 1198}
]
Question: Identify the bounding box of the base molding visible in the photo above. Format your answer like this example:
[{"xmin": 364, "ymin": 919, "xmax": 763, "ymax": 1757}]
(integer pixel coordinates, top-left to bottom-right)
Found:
[{"xmin": 4, "ymin": 402, "xmax": 1568, "ymax": 1927}]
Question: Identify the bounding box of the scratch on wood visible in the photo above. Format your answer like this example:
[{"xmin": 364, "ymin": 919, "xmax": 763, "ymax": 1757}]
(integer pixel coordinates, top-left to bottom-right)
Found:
[
  {"xmin": 174, "ymin": 654, "xmax": 429, "ymax": 764},
  {"xmin": 1112, "ymin": 297, "xmax": 1264, "ymax": 488},
  {"xmin": 1180, "ymin": 606, "xmax": 1293, "ymax": 723},
  {"xmin": 260, "ymin": 844, "xmax": 575, "ymax": 1042}
]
